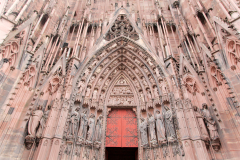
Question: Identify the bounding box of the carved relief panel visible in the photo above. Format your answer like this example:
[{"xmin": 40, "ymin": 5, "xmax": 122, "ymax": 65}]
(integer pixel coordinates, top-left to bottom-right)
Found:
[{"xmin": 107, "ymin": 77, "xmax": 136, "ymax": 106}]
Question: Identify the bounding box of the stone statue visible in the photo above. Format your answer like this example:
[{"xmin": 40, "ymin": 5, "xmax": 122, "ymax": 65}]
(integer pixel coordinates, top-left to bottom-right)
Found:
[
  {"xmin": 140, "ymin": 91, "xmax": 145, "ymax": 102},
  {"xmin": 100, "ymin": 90, "xmax": 105, "ymax": 102},
  {"xmin": 206, "ymin": 118, "xmax": 219, "ymax": 141},
  {"xmin": 78, "ymin": 80, "xmax": 85, "ymax": 94},
  {"xmin": 27, "ymin": 105, "xmax": 44, "ymax": 138},
  {"xmin": 94, "ymin": 115, "xmax": 103, "ymax": 148},
  {"xmin": 146, "ymin": 89, "xmax": 152, "ymax": 100},
  {"xmin": 95, "ymin": 115, "xmax": 103, "ymax": 142},
  {"xmin": 148, "ymin": 113, "xmax": 157, "ymax": 145},
  {"xmin": 153, "ymin": 86, "xmax": 159, "ymax": 98},
  {"xmin": 155, "ymin": 110, "xmax": 166, "ymax": 144},
  {"xmin": 36, "ymin": 105, "xmax": 51, "ymax": 138},
  {"xmin": 154, "ymin": 67, "xmax": 161, "ymax": 77},
  {"xmin": 85, "ymin": 86, "xmax": 91, "ymax": 97},
  {"xmin": 164, "ymin": 106, "xmax": 176, "ymax": 142},
  {"xmin": 202, "ymin": 104, "xmax": 219, "ymax": 142},
  {"xmin": 160, "ymin": 82, "xmax": 167, "ymax": 94},
  {"xmin": 148, "ymin": 113, "xmax": 157, "ymax": 146},
  {"xmin": 67, "ymin": 107, "xmax": 80, "ymax": 139},
  {"xmin": 193, "ymin": 106, "xmax": 209, "ymax": 141},
  {"xmin": 86, "ymin": 114, "xmax": 95, "ymax": 144},
  {"xmin": 202, "ymin": 103, "xmax": 211, "ymax": 120},
  {"xmin": 77, "ymin": 110, "xmax": 88, "ymax": 144},
  {"xmin": 92, "ymin": 89, "xmax": 98, "ymax": 99},
  {"xmin": 140, "ymin": 118, "xmax": 149, "ymax": 147}
]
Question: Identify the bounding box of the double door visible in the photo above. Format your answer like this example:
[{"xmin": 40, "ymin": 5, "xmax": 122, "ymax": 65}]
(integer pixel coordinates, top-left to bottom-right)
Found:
[{"xmin": 106, "ymin": 109, "xmax": 138, "ymax": 147}]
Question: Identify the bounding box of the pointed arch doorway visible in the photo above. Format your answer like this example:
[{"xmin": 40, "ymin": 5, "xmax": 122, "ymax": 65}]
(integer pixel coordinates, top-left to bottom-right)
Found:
[{"xmin": 106, "ymin": 108, "xmax": 138, "ymax": 160}]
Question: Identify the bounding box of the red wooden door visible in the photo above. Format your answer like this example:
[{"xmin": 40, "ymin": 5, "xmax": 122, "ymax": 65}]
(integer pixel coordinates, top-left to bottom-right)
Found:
[{"xmin": 106, "ymin": 109, "xmax": 138, "ymax": 147}]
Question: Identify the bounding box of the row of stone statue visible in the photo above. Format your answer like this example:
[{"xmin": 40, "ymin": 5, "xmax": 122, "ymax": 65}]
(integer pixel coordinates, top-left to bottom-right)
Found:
[
  {"xmin": 139, "ymin": 104, "xmax": 220, "ymax": 150},
  {"xmin": 25, "ymin": 105, "xmax": 103, "ymax": 149},
  {"xmin": 140, "ymin": 106, "xmax": 176, "ymax": 148},
  {"xmin": 66, "ymin": 108, "xmax": 103, "ymax": 147}
]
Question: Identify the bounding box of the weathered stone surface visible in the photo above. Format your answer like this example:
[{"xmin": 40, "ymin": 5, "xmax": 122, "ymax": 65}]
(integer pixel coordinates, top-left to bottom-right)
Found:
[{"xmin": 0, "ymin": 0, "xmax": 240, "ymax": 159}]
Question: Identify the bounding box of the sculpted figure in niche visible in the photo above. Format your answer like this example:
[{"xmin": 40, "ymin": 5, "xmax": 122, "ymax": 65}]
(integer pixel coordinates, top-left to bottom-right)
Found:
[
  {"xmin": 92, "ymin": 89, "xmax": 98, "ymax": 99},
  {"xmin": 142, "ymin": 78, "xmax": 148, "ymax": 86},
  {"xmin": 105, "ymin": 78, "xmax": 110, "ymax": 86},
  {"xmin": 143, "ymin": 66, "xmax": 148, "ymax": 73},
  {"xmin": 67, "ymin": 107, "xmax": 80, "ymax": 139},
  {"xmin": 146, "ymin": 57, "xmax": 153, "ymax": 66},
  {"xmin": 193, "ymin": 106, "xmax": 209, "ymax": 141},
  {"xmin": 154, "ymin": 67, "xmax": 161, "ymax": 77},
  {"xmin": 36, "ymin": 105, "xmax": 51, "ymax": 138},
  {"xmin": 140, "ymin": 118, "xmax": 149, "ymax": 147},
  {"xmin": 95, "ymin": 115, "xmax": 103, "ymax": 142},
  {"xmin": 94, "ymin": 115, "xmax": 103, "ymax": 148},
  {"xmin": 155, "ymin": 110, "xmax": 166, "ymax": 144},
  {"xmin": 85, "ymin": 86, "xmax": 91, "ymax": 97},
  {"xmin": 148, "ymin": 113, "xmax": 158, "ymax": 146},
  {"xmin": 202, "ymin": 104, "xmax": 220, "ymax": 142},
  {"xmin": 146, "ymin": 88, "xmax": 152, "ymax": 100},
  {"xmin": 97, "ymin": 77, "xmax": 103, "ymax": 85},
  {"xmin": 139, "ymin": 90, "xmax": 145, "ymax": 102},
  {"xmin": 134, "ymin": 67, "xmax": 140, "ymax": 75},
  {"xmin": 100, "ymin": 90, "xmax": 105, "ymax": 102},
  {"xmin": 84, "ymin": 68, "xmax": 91, "ymax": 77},
  {"xmin": 133, "ymin": 78, "xmax": 140, "ymax": 88},
  {"xmin": 153, "ymin": 86, "xmax": 159, "ymax": 98},
  {"xmin": 164, "ymin": 106, "xmax": 176, "ymax": 142},
  {"xmin": 104, "ymin": 68, "xmax": 110, "ymax": 75},
  {"xmin": 149, "ymin": 76, "xmax": 155, "ymax": 84},
  {"xmin": 86, "ymin": 114, "xmax": 96, "ymax": 144},
  {"xmin": 89, "ymin": 75, "xmax": 96, "ymax": 84},
  {"xmin": 26, "ymin": 105, "xmax": 44, "ymax": 138},
  {"xmin": 160, "ymin": 82, "xmax": 167, "ymax": 94},
  {"xmin": 77, "ymin": 111, "xmax": 88, "ymax": 144},
  {"xmin": 96, "ymin": 66, "xmax": 102, "ymax": 74},
  {"xmin": 78, "ymin": 80, "xmax": 85, "ymax": 94}
]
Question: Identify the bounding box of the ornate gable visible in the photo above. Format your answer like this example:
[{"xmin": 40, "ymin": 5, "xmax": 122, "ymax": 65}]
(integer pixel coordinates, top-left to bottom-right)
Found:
[{"xmin": 104, "ymin": 14, "xmax": 139, "ymax": 41}]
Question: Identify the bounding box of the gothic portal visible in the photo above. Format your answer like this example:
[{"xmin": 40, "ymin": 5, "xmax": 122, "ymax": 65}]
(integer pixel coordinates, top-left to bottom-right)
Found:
[{"xmin": 1, "ymin": 0, "xmax": 240, "ymax": 159}]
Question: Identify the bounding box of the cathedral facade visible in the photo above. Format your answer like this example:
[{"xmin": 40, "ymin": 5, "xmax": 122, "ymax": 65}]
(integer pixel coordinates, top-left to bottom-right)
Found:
[{"xmin": 0, "ymin": 0, "xmax": 240, "ymax": 159}]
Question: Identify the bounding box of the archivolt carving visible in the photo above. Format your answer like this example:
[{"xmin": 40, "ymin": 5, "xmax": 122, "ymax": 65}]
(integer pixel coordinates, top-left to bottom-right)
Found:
[{"xmin": 73, "ymin": 37, "xmax": 167, "ymax": 111}]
